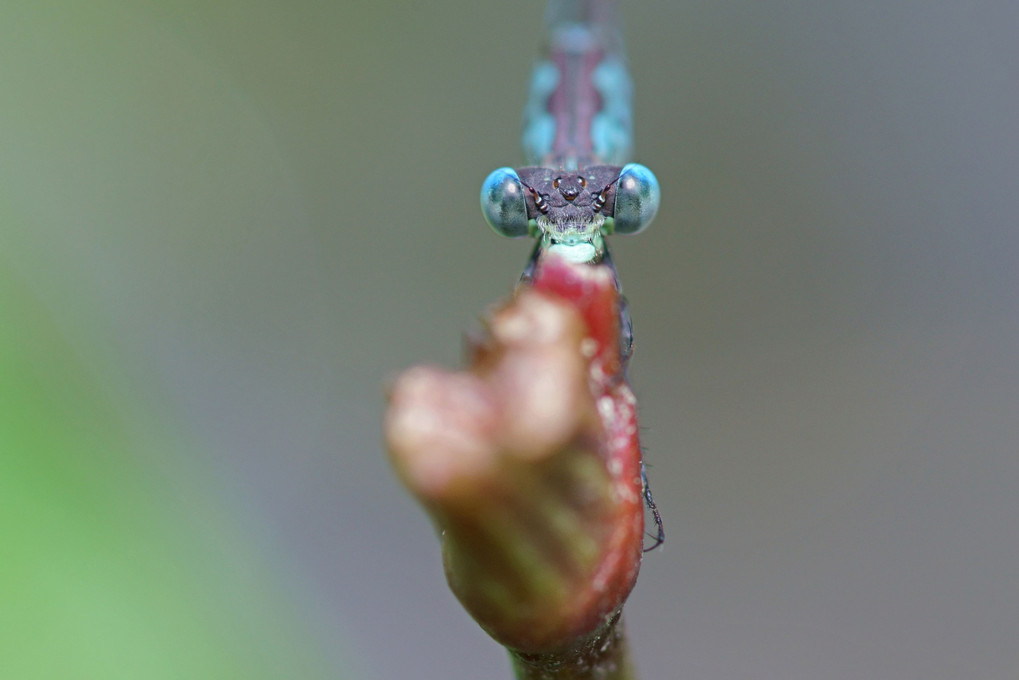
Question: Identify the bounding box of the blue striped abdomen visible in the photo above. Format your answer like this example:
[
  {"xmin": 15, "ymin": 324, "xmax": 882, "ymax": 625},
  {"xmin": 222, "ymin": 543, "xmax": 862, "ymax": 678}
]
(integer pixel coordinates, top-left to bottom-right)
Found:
[{"xmin": 522, "ymin": 0, "xmax": 633, "ymax": 168}]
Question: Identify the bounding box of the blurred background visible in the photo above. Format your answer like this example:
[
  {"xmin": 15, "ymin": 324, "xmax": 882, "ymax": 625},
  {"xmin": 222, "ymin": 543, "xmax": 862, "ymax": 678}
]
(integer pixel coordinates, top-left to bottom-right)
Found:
[{"xmin": 2, "ymin": 1, "xmax": 1017, "ymax": 678}]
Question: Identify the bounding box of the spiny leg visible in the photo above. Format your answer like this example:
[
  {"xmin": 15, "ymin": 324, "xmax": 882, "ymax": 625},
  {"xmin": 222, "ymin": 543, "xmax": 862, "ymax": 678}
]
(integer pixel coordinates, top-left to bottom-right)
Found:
[{"xmin": 641, "ymin": 459, "xmax": 664, "ymax": 552}]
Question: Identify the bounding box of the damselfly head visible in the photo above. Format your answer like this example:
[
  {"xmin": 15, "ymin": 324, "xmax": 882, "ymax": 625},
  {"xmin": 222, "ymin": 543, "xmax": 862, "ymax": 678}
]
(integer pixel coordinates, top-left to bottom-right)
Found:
[{"xmin": 481, "ymin": 163, "xmax": 660, "ymax": 245}]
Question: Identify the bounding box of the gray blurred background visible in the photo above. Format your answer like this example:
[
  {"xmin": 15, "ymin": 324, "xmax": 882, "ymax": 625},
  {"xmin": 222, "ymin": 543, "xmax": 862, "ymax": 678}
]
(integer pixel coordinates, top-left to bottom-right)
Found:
[{"xmin": 3, "ymin": 0, "xmax": 1017, "ymax": 678}]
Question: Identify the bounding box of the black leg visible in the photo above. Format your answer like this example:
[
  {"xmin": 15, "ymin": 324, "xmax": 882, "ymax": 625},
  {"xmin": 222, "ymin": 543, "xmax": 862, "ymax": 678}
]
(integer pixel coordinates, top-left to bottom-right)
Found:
[{"xmin": 641, "ymin": 459, "xmax": 665, "ymax": 552}]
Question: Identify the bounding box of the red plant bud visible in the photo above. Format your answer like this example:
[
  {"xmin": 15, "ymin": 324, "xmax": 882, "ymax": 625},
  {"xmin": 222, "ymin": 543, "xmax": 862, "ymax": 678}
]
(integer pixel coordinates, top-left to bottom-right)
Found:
[{"xmin": 385, "ymin": 254, "xmax": 645, "ymax": 659}]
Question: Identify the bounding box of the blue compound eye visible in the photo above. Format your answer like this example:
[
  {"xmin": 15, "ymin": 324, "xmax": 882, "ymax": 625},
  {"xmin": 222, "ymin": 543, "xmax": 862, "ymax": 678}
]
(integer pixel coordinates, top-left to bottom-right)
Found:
[
  {"xmin": 611, "ymin": 163, "xmax": 660, "ymax": 235},
  {"xmin": 480, "ymin": 167, "xmax": 530, "ymax": 237}
]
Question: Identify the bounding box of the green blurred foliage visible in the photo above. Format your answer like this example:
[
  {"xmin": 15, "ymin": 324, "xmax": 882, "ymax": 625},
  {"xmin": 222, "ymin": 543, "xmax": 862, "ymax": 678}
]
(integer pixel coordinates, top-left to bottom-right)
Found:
[{"xmin": 0, "ymin": 260, "xmax": 337, "ymax": 678}]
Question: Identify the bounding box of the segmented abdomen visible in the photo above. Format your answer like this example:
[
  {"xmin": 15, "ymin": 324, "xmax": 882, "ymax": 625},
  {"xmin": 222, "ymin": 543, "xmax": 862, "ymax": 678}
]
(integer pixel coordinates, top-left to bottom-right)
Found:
[{"xmin": 521, "ymin": 0, "xmax": 633, "ymax": 169}]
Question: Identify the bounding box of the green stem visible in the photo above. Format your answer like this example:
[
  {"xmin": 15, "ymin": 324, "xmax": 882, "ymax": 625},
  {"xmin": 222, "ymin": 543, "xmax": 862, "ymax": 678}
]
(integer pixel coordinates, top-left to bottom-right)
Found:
[{"xmin": 508, "ymin": 614, "xmax": 635, "ymax": 680}]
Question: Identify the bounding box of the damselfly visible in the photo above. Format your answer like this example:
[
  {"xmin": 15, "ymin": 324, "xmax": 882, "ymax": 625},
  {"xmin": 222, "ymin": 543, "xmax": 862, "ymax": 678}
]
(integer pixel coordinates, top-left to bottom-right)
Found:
[{"xmin": 480, "ymin": 0, "xmax": 664, "ymax": 551}]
